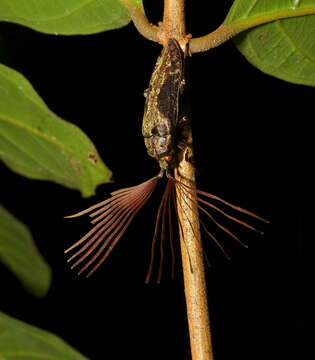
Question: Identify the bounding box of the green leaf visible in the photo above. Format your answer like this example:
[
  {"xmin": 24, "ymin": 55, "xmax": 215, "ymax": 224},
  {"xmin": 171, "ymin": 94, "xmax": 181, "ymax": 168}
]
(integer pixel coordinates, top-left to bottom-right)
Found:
[
  {"xmin": 225, "ymin": 0, "xmax": 315, "ymax": 86},
  {"xmin": 225, "ymin": 0, "xmax": 315, "ymax": 24},
  {"xmin": 0, "ymin": 0, "xmax": 130, "ymax": 35},
  {"xmin": 0, "ymin": 63, "xmax": 112, "ymax": 197},
  {"xmin": 0, "ymin": 206, "xmax": 51, "ymax": 298},
  {"xmin": 0, "ymin": 312, "xmax": 89, "ymax": 360},
  {"xmin": 233, "ymin": 16, "xmax": 315, "ymax": 86}
]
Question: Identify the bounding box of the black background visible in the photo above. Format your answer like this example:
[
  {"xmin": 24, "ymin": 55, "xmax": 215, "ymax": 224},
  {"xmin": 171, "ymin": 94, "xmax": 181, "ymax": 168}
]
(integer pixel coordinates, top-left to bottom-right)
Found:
[{"xmin": 1, "ymin": 1, "xmax": 307, "ymax": 359}]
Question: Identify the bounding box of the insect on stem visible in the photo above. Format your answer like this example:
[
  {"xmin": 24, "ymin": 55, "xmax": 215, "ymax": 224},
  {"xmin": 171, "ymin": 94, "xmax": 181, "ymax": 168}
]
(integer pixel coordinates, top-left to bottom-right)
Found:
[{"xmin": 65, "ymin": 39, "xmax": 268, "ymax": 281}]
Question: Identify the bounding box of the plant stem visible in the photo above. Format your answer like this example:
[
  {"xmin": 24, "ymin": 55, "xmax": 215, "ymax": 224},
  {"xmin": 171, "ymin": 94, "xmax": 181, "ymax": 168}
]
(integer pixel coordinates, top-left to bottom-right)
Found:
[
  {"xmin": 121, "ymin": 0, "xmax": 214, "ymax": 358},
  {"xmin": 162, "ymin": 0, "xmax": 186, "ymax": 40},
  {"xmin": 175, "ymin": 148, "xmax": 214, "ymax": 360},
  {"xmin": 162, "ymin": 1, "xmax": 214, "ymax": 359}
]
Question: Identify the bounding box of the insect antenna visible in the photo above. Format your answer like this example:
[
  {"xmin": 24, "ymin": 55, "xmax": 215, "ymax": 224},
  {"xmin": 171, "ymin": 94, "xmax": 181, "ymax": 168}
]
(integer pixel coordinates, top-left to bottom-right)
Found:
[{"xmin": 65, "ymin": 174, "xmax": 161, "ymax": 277}]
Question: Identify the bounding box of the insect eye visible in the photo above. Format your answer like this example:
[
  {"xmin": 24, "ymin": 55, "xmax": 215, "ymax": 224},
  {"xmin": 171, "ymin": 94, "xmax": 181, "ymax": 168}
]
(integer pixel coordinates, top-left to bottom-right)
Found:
[{"xmin": 164, "ymin": 155, "xmax": 173, "ymax": 162}]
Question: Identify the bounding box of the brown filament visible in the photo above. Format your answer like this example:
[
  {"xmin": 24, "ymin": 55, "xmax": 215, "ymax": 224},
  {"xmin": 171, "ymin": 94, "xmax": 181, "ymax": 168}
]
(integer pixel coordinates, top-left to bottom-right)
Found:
[
  {"xmin": 75, "ymin": 200, "xmax": 145, "ymax": 272},
  {"xmin": 171, "ymin": 177, "xmax": 269, "ymax": 223},
  {"xmin": 197, "ymin": 197, "xmax": 262, "ymax": 234},
  {"xmin": 197, "ymin": 203, "xmax": 248, "ymax": 248},
  {"xmin": 145, "ymin": 179, "xmax": 172, "ymax": 283},
  {"xmin": 171, "ymin": 176, "xmax": 268, "ymax": 260},
  {"xmin": 70, "ymin": 197, "xmax": 143, "ymax": 269},
  {"xmin": 175, "ymin": 182, "xmax": 199, "ymax": 240},
  {"xmin": 83, "ymin": 180, "xmax": 158, "ymax": 276},
  {"xmin": 65, "ymin": 175, "xmax": 159, "ymax": 276},
  {"xmin": 175, "ymin": 182, "xmax": 232, "ymax": 258},
  {"xmin": 65, "ymin": 172, "xmax": 268, "ymax": 280},
  {"xmin": 168, "ymin": 183, "xmax": 175, "ymax": 278},
  {"xmin": 64, "ymin": 192, "xmax": 129, "ymax": 219},
  {"xmin": 157, "ymin": 181, "xmax": 170, "ymax": 283},
  {"xmin": 177, "ymin": 183, "xmax": 247, "ymax": 248},
  {"xmin": 171, "ymin": 181, "xmax": 194, "ymax": 274},
  {"xmin": 66, "ymin": 186, "xmax": 148, "ymax": 257},
  {"xmin": 199, "ymin": 219, "xmax": 231, "ymax": 260},
  {"xmin": 89, "ymin": 192, "xmax": 136, "ymax": 222},
  {"xmin": 85, "ymin": 196, "xmax": 151, "ymax": 277}
]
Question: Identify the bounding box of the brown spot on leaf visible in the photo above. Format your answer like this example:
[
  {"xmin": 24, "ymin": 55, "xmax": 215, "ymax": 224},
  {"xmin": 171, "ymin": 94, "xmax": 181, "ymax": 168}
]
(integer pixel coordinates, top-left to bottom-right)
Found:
[{"xmin": 88, "ymin": 152, "xmax": 98, "ymax": 164}]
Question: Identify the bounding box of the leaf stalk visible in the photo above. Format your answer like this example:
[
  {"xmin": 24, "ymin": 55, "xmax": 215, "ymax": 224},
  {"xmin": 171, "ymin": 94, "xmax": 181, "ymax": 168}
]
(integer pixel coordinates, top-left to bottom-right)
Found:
[
  {"xmin": 119, "ymin": 0, "xmax": 159, "ymax": 42},
  {"xmin": 190, "ymin": 7, "xmax": 315, "ymax": 53}
]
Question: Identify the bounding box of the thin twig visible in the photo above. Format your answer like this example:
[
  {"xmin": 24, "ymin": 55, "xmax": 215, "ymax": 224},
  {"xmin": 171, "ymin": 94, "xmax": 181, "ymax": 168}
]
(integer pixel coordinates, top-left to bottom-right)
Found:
[
  {"xmin": 121, "ymin": 0, "xmax": 214, "ymax": 358},
  {"xmin": 190, "ymin": 7, "xmax": 315, "ymax": 53},
  {"xmin": 162, "ymin": 1, "xmax": 214, "ymax": 358},
  {"xmin": 175, "ymin": 143, "xmax": 214, "ymax": 360},
  {"xmin": 189, "ymin": 24, "xmax": 235, "ymax": 53},
  {"xmin": 162, "ymin": 0, "xmax": 186, "ymax": 41}
]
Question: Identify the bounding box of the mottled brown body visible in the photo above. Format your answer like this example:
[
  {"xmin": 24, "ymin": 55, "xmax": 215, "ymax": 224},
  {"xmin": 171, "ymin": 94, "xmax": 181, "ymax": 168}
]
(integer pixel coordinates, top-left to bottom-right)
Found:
[
  {"xmin": 66, "ymin": 35, "xmax": 269, "ymax": 288},
  {"xmin": 142, "ymin": 39, "xmax": 184, "ymax": 170}
]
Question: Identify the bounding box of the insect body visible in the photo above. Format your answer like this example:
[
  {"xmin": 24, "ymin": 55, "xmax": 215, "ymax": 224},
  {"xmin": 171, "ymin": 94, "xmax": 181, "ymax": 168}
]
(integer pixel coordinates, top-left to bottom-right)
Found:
[
  {"xmin": 65, "ymin": 39, "xmax": 268, "ymax": 281},
  {"xmin": 142, "ymin": 39, "xmax": 184, "ymax": 170}
]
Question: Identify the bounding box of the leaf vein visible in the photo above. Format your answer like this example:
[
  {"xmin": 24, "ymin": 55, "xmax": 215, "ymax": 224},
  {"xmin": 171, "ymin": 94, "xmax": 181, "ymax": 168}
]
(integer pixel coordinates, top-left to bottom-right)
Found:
[
  {"xmin": 247, "ymin": 31, "xmax": 313, "ymax": 81},
  {"xmin": 244, "ymin": 0, "xmax": 259, "ymax": 18},
  {"xmin": 276, "ymin": 20, "xmax": 315, "ymax": 66}
]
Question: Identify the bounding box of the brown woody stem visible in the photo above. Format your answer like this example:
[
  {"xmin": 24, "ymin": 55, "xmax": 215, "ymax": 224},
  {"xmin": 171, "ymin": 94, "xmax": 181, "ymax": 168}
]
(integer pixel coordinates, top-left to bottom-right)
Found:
[
  {"xmin": 162, "ymin": 1, "xmax": 213, "ymax": 359},
  {"xmin": 162, "ymin": 0, "xmax": 186, "ymax": 40},
  {"xmin": 175, "ymin": 148, "xmax": 214, "ymax": 360},
  {"xmin": 121, "ymin": 0, "xmax": 214, "ymax": 358}
]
